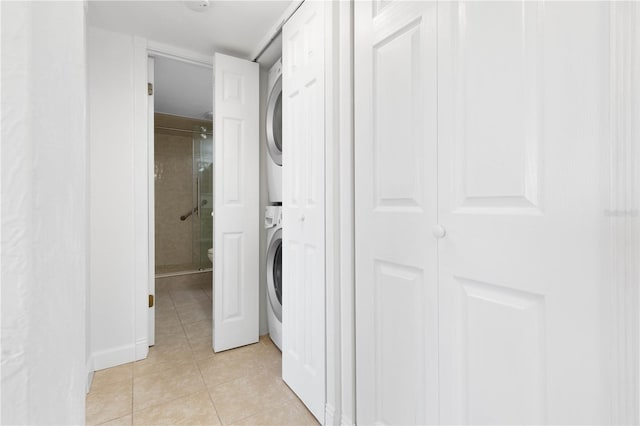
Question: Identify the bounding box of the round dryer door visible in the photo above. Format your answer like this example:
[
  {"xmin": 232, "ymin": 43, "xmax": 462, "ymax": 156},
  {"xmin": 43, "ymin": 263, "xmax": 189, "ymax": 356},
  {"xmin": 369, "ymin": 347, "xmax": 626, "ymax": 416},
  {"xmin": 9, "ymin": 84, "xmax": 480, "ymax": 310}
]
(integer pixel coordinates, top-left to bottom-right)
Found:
[
  {"xmin": 266, "ymin": 228, "xmax": 282, "ymax": 321},
  {"xmin": 266, "ymin": 76, "xmax": 282, "ymax": 166}
]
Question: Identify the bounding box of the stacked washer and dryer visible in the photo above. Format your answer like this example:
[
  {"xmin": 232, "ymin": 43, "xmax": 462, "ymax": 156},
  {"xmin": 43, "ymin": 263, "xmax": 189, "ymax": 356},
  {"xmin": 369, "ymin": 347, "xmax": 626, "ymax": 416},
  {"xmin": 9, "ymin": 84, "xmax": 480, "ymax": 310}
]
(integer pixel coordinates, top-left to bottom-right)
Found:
[{"xmin": 264, "ymin": 59, "xmax": 283, "ymax": 350}]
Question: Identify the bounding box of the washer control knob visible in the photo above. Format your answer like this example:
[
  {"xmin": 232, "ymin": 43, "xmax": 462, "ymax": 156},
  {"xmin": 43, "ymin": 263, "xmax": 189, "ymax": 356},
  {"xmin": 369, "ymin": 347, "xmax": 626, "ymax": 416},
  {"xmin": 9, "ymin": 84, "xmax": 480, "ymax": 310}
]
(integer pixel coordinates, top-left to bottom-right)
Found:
[{"xmin": 432, "ymin": 224, "xmax": 446, "ymax": 239}]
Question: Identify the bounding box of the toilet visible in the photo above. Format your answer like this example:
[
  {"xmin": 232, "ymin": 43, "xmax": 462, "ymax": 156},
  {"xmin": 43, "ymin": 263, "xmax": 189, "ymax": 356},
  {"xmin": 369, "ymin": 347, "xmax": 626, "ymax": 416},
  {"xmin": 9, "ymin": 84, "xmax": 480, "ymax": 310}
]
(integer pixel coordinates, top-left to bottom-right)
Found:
[{"xmin": 207, "ymin": 248, "xmax": 213, "ymax": 262}]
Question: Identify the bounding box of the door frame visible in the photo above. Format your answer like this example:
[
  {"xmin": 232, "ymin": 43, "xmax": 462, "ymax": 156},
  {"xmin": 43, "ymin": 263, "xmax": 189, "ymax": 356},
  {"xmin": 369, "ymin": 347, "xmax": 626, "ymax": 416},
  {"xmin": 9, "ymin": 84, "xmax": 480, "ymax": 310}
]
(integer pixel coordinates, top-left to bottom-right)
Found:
[
  {"xmin": 133, "ymin": 38, "xmax": 214, "ymax": 359},
  {"xmin": 607, "ymin": 2, "xmax": 640, "ymax": 424}
]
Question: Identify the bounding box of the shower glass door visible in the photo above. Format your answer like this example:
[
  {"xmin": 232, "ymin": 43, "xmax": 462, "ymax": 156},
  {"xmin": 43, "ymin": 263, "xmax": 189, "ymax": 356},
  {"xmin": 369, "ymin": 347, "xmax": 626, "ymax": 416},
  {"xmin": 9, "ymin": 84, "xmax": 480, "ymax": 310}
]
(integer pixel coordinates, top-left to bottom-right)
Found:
[{"xmin": 192, "ymin": 125, "xmax": 213, "ymax": 270}]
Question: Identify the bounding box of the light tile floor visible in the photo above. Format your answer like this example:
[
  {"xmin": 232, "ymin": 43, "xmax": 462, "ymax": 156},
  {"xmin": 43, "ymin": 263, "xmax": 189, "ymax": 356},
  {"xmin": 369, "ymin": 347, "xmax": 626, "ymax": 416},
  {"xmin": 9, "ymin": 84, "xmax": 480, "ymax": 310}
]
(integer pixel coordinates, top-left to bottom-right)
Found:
[{"xmin": 86, "ymin": 273, "xmax": 318, "ymax": 426}]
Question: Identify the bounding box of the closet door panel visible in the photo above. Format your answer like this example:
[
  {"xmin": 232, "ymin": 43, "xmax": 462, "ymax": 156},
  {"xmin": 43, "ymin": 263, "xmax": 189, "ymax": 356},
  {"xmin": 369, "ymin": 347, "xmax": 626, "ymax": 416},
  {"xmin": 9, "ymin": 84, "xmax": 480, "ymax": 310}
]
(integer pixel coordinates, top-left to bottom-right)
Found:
[
  {"xmin": 282, "ymin": 1, "xmax": 326, "ymax": 422},
  {"xmin": 355, "ymin": 2, "xmax": 438, "ymax": 424},
  {"xmin": 438, "ymin": 2, "xmax": 607, "ymax": 424}
]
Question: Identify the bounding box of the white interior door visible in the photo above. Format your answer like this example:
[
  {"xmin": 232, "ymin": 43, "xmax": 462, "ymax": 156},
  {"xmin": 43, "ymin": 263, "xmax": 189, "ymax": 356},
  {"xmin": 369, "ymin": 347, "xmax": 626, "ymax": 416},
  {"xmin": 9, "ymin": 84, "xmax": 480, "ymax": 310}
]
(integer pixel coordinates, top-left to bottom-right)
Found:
[
  {"xmin": 437, "ymin": 2, "xmax": 606, "ymax": 423},
  {"xmin": 147, "ymin": 56, "xmax": 155, "ymax": 347},
  {"xmin": 354, "ymin": 2, "xmax": 438, "ymax": 424},
  {"xmin": 355, "ymin": 1, "xmax": 608, "ymax": 424},
  {"xmin": 213, "ymin": 52, "xmax": 260, "ymax": 352},
  {"xmin": 282, "ymin": 1, "xmax": 326, "ymax": 422}
]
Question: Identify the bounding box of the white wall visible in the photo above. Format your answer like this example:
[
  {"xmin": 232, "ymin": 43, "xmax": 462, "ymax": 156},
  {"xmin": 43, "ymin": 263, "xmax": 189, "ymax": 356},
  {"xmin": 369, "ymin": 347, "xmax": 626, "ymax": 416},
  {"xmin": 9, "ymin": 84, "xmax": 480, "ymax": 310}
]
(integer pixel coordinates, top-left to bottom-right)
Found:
[
  {"xmin": 1, "ymin": 1, "xmax": 88, "ymax": 423},
  {"xmin": 88, "ymin": 26, "xmax": 145, "ymax": 369},
  {"xmin": 88, "ymin": 25, "xmax": 270, "ymax": 368}
]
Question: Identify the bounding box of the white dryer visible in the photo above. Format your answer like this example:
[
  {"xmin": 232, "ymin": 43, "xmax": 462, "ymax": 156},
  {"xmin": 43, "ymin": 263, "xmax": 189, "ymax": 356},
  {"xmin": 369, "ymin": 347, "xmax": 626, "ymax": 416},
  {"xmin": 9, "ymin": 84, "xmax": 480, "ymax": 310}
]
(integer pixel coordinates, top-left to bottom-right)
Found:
[
  {"xmin": 264, "ymin": 205, "xmax": 283, "ymax": 350},
  {"xmin": 266, "ymin": 59, "xmax": 283, "ymax": 204}
]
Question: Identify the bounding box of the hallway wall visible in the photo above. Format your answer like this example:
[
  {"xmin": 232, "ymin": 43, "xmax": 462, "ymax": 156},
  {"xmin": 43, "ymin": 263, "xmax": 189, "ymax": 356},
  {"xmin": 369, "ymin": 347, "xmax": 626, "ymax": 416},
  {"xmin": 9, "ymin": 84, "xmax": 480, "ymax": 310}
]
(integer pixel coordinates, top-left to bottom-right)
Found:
[
  {"xmin": 1, "ymin": 1, "xmax": 89, "ymax": 423},
  {"xmin": 88, "ymin": 26, "xmax": 144, "ymax": 369},
  {"xmin": 88, "ymin": 26, "xmax": 270, "ymax": 371}
]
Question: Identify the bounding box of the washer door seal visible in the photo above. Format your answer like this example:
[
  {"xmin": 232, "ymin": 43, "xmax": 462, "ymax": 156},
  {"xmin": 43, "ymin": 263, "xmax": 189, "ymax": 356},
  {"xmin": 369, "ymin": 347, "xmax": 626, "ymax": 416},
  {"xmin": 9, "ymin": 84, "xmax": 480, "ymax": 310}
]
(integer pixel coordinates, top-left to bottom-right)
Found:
[
  {"xmin": 266, "ymin": 76, "xmax": 283, "ymax": 166},
  {"xmin": 266, "ymin": 228, "xmax": 283, "ymax": 321}
]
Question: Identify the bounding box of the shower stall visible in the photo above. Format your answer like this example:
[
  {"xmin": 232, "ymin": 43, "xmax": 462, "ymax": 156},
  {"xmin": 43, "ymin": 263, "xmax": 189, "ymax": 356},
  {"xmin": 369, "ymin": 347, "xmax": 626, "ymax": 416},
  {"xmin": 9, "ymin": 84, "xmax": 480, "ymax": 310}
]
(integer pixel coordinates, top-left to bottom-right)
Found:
[{"xmin": 154, "ymin": 113, "xmax": 213, "ymax": 276}]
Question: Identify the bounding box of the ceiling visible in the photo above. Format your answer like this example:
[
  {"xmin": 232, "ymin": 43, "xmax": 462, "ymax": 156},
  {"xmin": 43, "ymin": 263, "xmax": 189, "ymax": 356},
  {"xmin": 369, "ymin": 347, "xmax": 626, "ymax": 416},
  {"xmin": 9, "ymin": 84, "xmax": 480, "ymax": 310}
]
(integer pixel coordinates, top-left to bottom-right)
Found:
[
  {"xmin": 154, "ymin": 56, "xmax": 212, "ymax": 120},
  {"xmin": 89, "ymin": 1, "xmax": 290, "ymax": 120},
  {"xmin": 88, "ymin": 1, "xmax": 292, "ymax": 60}
]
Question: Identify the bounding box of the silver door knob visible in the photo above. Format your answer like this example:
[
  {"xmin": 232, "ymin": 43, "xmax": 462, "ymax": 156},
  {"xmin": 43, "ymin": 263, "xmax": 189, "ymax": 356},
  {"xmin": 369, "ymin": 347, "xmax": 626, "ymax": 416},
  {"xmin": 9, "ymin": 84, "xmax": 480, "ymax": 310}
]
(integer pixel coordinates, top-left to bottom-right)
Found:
[
  {"xmin": 432, "ymin": 224, "xmax": 446, "ymax": 239},
  {"xmin": 300, "ymin": 215, "xmax": 306, "ymax": 222}
]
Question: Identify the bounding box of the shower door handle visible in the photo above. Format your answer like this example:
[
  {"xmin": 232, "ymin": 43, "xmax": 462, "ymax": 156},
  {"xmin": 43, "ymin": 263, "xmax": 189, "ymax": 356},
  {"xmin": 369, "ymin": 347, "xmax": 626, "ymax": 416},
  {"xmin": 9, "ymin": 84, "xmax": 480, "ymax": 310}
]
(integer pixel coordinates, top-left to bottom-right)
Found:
[{"xmin": 196, "ymin": 176, "xmax": 200, "ymax": 217}]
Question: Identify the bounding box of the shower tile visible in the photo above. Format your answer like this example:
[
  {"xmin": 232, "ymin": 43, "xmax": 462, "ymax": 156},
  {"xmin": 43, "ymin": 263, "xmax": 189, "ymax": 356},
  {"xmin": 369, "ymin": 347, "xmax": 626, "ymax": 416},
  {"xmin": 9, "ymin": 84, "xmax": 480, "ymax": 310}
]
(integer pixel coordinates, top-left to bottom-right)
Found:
[
  {"xmin": 207, "ymin": 371, "xmax": 294, "ymax": 425},
  {"xmin": 132, "ymin": 391, "xmax": 220, "ymax": 426},
  {"xmin": 86, "ymin": 378, "xmax": 132, "ymax": 426}
]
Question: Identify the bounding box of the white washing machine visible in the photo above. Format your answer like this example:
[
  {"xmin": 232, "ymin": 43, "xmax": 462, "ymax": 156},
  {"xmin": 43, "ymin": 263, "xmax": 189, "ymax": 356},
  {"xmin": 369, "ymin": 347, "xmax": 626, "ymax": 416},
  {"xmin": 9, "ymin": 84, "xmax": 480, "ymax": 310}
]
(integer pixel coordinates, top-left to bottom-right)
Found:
[
  {"xmin": 266, "ymin": 59, "xmax": 283, "ymax": 204},
  {"xmin": 264, "ymin": 205, "xmax": 283, "ymax": 350}
]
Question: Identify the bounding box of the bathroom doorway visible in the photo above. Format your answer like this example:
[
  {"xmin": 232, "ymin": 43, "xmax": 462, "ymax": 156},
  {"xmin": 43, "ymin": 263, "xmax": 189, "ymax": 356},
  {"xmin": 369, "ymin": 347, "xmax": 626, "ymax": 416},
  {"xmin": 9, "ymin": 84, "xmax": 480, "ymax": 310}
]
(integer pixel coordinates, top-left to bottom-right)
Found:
[{"xmin": 148, "ymin": 54, "xmax": 214, "ymax": 348}]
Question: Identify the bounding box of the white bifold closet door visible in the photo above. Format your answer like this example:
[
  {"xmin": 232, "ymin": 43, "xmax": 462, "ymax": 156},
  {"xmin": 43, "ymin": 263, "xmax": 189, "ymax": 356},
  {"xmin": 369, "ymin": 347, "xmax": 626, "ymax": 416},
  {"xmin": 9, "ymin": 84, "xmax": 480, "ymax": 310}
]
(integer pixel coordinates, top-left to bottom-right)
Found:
[
  {"xmin": 282, "ymin": 0, "xmax": 326, "ymax": 423},
  {"xmin": 356, "ymin": 1, "xmax": 608, "ymax": 424},
  {"xmin": 354, "ymin": 1, "xmax": 439, "ymax": 425},
  {"xmin": 213, "ymin": 53, "xmax": 260, "ymax": 353}
]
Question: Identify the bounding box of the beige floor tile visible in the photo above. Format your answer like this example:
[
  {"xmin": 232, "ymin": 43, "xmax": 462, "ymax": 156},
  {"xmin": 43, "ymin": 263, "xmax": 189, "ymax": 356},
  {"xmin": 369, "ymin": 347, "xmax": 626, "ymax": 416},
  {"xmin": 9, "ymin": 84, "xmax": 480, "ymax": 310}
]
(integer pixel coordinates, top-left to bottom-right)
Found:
[
  {"xmin": 156, "ymin": 319, "xmax": 186, "ymax": 338},
  {"xmin": 176, "ymin": 300, "xmax": 212, "ymax": 325},
  {"xmin": 208, "ymin": 372, "xmax": 294, "ymax": 425},
  {"xmin": 197, "ymin": 344, "xmax": 266, "ymax": 388},
  {"xmin": 133, "ymin": 355, "xmax": 197, "ymax": 379},
  {"xmin": 231, "ymin": 399, "xmax": 319, "ymax": 426},
  {"xmin": 258, "ymin": 342, "xmax": 282, "ymax": 378},
  {"xmin": 97, "ymin": 414, "xmax": 132, "ymax": 426},
  {"xmin": 86, "ymin": 379, "xmax": 133, "ymax": 426},
  {"xmin": 183, "ymin": 319, "xmax": 212, "ymax": 344},
  {"xmin": 170, "ymin": 288, "xmax": 209, "ymax": 307},
  {"xmin": 133, "ymin": 391, "xmax": 220, "ymax": 426},
  {"xmin": 189, "ymin": 337, "xmax": 216, "ymax": 361},
  {"xmin": 141, "ymin": 335, "xmax": 193, "ymax": 368},
  {"xmin": 91, "ymin": 363, "xmax": 133, "ymax": 392},
  {"xmin": 133, "ymin": 361, "xmax": 206, "ymax": 412}
]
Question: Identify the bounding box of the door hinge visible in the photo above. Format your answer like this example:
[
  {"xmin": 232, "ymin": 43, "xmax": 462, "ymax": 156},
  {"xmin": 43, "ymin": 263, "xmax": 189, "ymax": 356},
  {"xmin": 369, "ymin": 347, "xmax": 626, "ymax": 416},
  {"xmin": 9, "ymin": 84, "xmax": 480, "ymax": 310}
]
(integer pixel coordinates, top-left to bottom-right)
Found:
[
  {"xmin": 149, "ymin": 294, "xmax": 154, "ymax": 308},
  {"xmin": 148, "ymin": 82, "xmax": 153, "ymax": 96}
]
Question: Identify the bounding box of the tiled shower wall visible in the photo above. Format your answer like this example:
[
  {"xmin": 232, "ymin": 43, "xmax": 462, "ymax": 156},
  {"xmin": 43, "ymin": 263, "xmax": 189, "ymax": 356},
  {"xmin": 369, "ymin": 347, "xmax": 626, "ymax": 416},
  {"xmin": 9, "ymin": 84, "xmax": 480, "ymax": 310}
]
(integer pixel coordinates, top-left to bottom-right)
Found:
[{"xmin": 155, "ymin": 113, "xmax": 212, "ymax": 273}]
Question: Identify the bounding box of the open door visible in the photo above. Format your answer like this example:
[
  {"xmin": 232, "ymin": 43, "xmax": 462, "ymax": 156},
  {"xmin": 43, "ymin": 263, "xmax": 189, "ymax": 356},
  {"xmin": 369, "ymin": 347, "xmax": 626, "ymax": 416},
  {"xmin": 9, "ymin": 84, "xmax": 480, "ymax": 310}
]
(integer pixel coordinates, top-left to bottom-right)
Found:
[{"xmin": 213, "ymin": 53, "xmax": 260, "ymax": 352}]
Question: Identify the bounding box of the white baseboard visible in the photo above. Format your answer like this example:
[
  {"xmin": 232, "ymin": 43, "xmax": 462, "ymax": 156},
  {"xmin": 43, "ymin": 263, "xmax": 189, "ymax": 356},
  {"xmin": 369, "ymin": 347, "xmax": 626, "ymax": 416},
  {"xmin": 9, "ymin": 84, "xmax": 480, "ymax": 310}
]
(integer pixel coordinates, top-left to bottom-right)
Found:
[
  {"xmin": 325, "ymin": 404, "xmax": 337, "ymax": 426},
  {"xmin": 92, "ymin": 343, "xmax": 136, "ymax": 371},
  {"xmin": 85, "ymin": 355, "xmax": 94, "ymax": 393},
  {"xmin": 340, "ymin": 414, "xmax": 355, "ymax": 426},
  {"xmin": 135, "ymin": 337, "xmax": 149, "ymax": 361}
]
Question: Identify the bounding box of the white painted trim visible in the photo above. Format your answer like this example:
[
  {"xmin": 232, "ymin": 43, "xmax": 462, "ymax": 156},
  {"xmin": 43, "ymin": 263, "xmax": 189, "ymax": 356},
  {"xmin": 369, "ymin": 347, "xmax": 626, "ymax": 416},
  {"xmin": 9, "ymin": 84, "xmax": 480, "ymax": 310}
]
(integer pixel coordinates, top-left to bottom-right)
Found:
[
  {"xmin": 135, "ymin": 337, "xmax": 149, "ymax": 361},
  {"xmin": 340, "ymin": 414, "xmax": 355, "ymax": 426},
  {"xmin": 92, "ymin": 344, "xmax": 137, "ymax": 371},
  {"xmin": 337, "ymin": 1, "xmax": 356, "ymax": 424},
  {"xmin": 325, "ymin": 1, "xmax": 356, "ymax": 425},
  {"xmin": 147, "ymin": 40, "xmax": 213, "ymax": 68},
  {"xmin": 324, "ymin": 0, "xmax": 340, "ymax": 423},
  {"xmin": 140, "ymin": 40, "xmax": 215, "ymax": 358},
  {"xmin": 325, "ymin": 404, "xmax": 336, "ymax": 426},
  {"xmin": 250, "ymin": 0, "xmax": 304, "ymax": 62},
  {"xmin": 85, "ymin": 355, "xmax": 94, "ymax": 394},
  {"xmin": 608, "ymin": 3, "xmax": 640, "ymax": 424},
  {"xmin": 147, "ymin": 56, "xmax": 155, "ymax": 347},
  {"xmin": 133, "ymin": 36, "xmax": 150, "ymax": 362}
]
